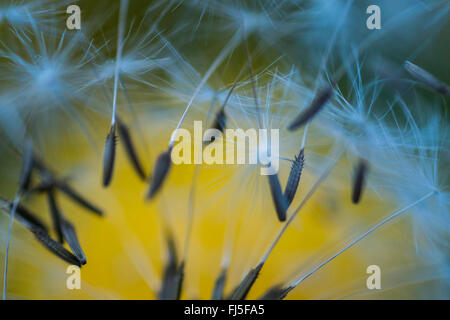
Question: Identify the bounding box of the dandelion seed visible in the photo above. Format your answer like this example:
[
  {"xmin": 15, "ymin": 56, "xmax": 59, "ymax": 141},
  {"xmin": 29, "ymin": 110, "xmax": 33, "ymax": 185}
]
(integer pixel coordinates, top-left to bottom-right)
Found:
[
  {"xmin": 61, "ymin": 219, "xmax": 87, "ymax": 265},
  {"xmin": 352, "ymin": 159, "xmax": 368, "ymax": 204},
  {"xmin": 248, "ymin": 151, "xmax": 343, "ymax": 299},
  {"xmin": 288, "ymin": 85, "xmax": 334, "ymax": 131},
  {"xmin": 268, "ymin": 174, "xmax": 288, "ymax": 222},
  {"xmin": 102, "ymin": 124, "xmax": 117, "ymax": 187},
  {"xmin": 284, "ymin": 148, "xmax": 305, "ymax": 207},
  {"xmin": 117, "ymin": 118, "xmax": 146, "ymax": 180},
  {"xmin": 18, "ymin": 139, "xmax": 34, "ymax": 192},
  {"xmin": 159, "ymin": 234, "xmax": 183, "ymax": 300},
  {"xmin": 211, "ymin": 268, "xmax": 227, "ymax": 300},
  {"xmin": 210, "ymin": 108, "xmax": 227, "ymax": 136},
  {"xmin": 229, "ymin": 262, "xmax": 264, "ymax": 300},
  {"xmin": 46, "ymin": 190, "xmax": 64, "ymax": 244},
  {"xmin": 55, "ymin": 181, "xmax": 104, "ymax": 216},
  {"xmin": 208, "ymin": 76, "xmax": 246, "ymax": 142},
  {"xmin": 101, "ymin": 0, "xmax": 128, "ymax": 187},
  {"xmin": 0, "ymin": 198, "xmax": 48, "ymax": 232},
  {"xmin": 34, "ymin": 160, "xmax": 103, "ymax": 215},
  {"xmin": 206, "ymin": 66, "xmax": 246, "ymax": 143},
  {"xmin": 404, "ymin": 61, "xmax": 450, "ymax": 96},
  {"xmin": 259, "ymin": 284, "xmax": 293, "ymax": 300},
  {"xmin": 147, "ymin": 147, "xmax": 172, "ymax": 199},
  {"xmin": 31, "ymin": 226, "xmax": 82, "ymax": 267}
]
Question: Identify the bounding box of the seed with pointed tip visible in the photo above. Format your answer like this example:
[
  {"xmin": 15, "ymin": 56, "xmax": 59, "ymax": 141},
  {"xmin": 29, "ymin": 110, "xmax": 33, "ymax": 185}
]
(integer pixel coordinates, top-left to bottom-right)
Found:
[
  {"xmin": 206, "ymin": 108, "xmax": 228, "ymax": 144},
  {"xmin": 29, "ymin": 158, "xmax": 104, "ymax": 215},
  {"xmin": 61, "ymin": 219, "xmax": 87, "ymax": 265},
  {"xmin": 288, "ymin": 85, "xmax": 334, "ymax": 131},
  {"xmin": 117, "ymin": 118, "xmax": 146, "ymax": 180},
  {"xmin": 102, "ymin": 124, "xmax": 117, "ymax": 187},
  {"xmin": 229, "ymin": 262, "xmax": 264, "ymax": 300},
  {"xmin": 18, "ymin": 139, "xmax": 34, "ymax": 192},
  {"xmin": 56, "ymin": 182, "xmax": 104, "ymax": 216},
  {"xmin": 352, "ymin": 159, "xmax": 368, "ymax": 204},
  {"xmin": 212, "ymin": 268, "xmax": 227, "ymax": 300},
  {"xmin": 212, "ymin": 108, "xmax": 227, "ymax": 133},
  {"xmin": 31, "ymin": 226, "xmax": 82, "ymax": 267},
  {"xmin": 147, "ymin": 147, "xmax": 172, "ymax": 199},
  {"xmin": 268, "ymin": 174, "xmax": 288, "ymax": 222},
  {"xmin": 158, "ymin": 235, "xmax": 184, "ymax": 300},
  {"xmin": 259, "ymin": 285, "xmax": 293, "ymax": 300},
  {"xmin": 46, "ymin": 190, "xmax": 64, "ymax": 243},
  {"xmin": 404, "ymin": 61, "xmax": 450, "ymax": 96},
  {"xmin": 284, "ymin": 148, "xmax": 305, "ymax": 207}
]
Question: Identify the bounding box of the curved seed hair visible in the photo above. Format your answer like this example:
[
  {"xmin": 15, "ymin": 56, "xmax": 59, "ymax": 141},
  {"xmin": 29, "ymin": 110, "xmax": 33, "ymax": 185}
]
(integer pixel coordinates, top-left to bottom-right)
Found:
[
  {"xmin": 288, "ymin": 85, "xmax": 334, "ymax": 131},
  {"xmin": 31, "ymin": 227, "xmax": 81, "ymax": 267},
  {"xmin": 1, "ymin": 198, "xmax": 48, "ymax": 232},
  {"xmin": 268, "ymin": 174, "xmax": 288, "ymax": 222},
  {"xmin": 18, "ymin": 139, "xmax": 34, "ymax": 192},
  {"xmin": 117, "ymin": 119, "xmax": 146, "ymax": 180},
  {"xmin": 259, "ymin": 285, "xmax": 293, "ymax": 300},
  {"xmin": 46, "ymin": 190, "xmax": 64, "ymax": 244},
  {"xmin": 284, "ymin": 148, "xmax": 305, "ymax": 207},
  {"xmin": 147, "ymin": 147, "xmax": 172, "ymax": 199},
  {"xmin": 61, "ymin": 219, "xmax": 87, "ymax": 265},
  {"xmin": 211, "ymin": 268, "xmax": 227, "ymax": 300},
  {"xmin": 352, "ymin": 159, "xmax": 368, "ymax": 204},
  {"xmin": 56, "ymin": 182, "xmax": 104, "ymax": 216},
  {"xmin": 102, "ymin": 124, "xmax": 117, "ymax": 187},
  {"xmin": 404, "ymin": 61, "xmax": 450, "ymax": 96},
  {"xmin": 229, "ymin": 262, "xmax": 264, "ymax": 300}
]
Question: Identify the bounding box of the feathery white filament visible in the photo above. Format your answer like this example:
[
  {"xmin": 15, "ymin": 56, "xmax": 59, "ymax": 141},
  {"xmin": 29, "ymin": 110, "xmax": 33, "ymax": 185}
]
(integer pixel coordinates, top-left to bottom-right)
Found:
[
  {"xmin": 290, "ymin": 191, "xmax": 436, "ymax": 288},
  {"xmin": 111, "ymin": 0, "xmax": 129, "ymax": 126}
]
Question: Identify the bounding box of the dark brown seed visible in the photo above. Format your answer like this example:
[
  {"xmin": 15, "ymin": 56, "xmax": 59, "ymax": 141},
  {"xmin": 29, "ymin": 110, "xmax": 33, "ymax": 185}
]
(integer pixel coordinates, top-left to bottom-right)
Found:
[
  {"xmin": 46, "ymin": 190, "xmax": 64, "ymax": 243},
  {"xmin": 404, "ymin": 61, "xmax": 450, "ymax": 96},
  {"xmin": 1, "ymin": 198, "xmax": 48, "ymax": 232},
  {"xmin": 102, "ymin": 124, "xmax": 117, "ymax": 187},
  {"xmin": 158, "ymin": 235, "xmax": 184, "ymax": 300},
  {"xmin": 147, "ymin": 147, "xmax": 172, "ymax": 199},
  {"xmin": 284, "ymin": 148, "xmax": 305, "ymax": 207},
  {"xmin": 28, "ymin": 179, "xmax": 54, "ymax": 194},
  {"xmin": 18, "ymin": 139, "xmax": 34, "ymax": 192},
  {"xmin": 31, "ymin": 226, "xmax": 81, "ymax": 267},
  {"xmin": 352, "ymin": 159, "xmax": 368, "ymax": 204},
  {"xmin": 259, "ymin": 285, "xmax": 293, "ymax": 300},
  {"xmin": 56, "ymin": 182, "xmax": 103, "ymax": 216},
  {"xmin": 268, "ymin": 174, "xmax": 288, "ymax": 222},
  {"xmin": 61, "ymin": 218, "xmax": 87, "ymax": 265},
  {"xmin": 229, "ymin": 262, "xmax": 264, "ymax": 300},
  {"xmin": 211, "ymin": 268, "xmax": 227, "ymax": 300},
  {"xmin": 205, "ymin": 109, "xmax": 227, "ymax": 144},
  {"xmin": 117, "ymin": 118, "xmax": 146, "ymax": 180},
  {"xmin": 212, "ymin": 108, "xmax": 227, "ymax": 133},
  {"xmin": 288, "ymin": 85, "xmax": 334, "ymax": 131},
  {"xmin": 30, "ymin": 158, "xmax": 103, "ymax": 215}
]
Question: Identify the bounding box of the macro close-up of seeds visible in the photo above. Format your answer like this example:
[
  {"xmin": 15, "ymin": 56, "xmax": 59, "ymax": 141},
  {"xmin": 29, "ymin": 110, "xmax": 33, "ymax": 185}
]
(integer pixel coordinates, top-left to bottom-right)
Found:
[{"xmin": 0, "ymin": 0, "xmax": 449, "ymax": 302}]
